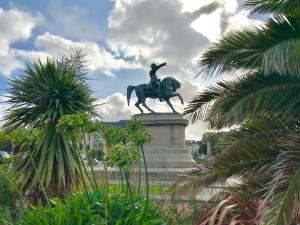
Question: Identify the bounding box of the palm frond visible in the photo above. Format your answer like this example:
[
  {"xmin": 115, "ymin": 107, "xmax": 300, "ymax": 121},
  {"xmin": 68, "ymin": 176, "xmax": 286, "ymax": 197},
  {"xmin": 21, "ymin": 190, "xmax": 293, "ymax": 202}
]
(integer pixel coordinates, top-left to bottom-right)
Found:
[
  {"xmin": 56, "ymin": 47, "xmax": 90, "ymax": 80},
  {"xmin": 195, "ymin": 190, "xmax": 259, "ymax": 225},
  {"xmin": 173, "ymin": 116, "xmax": 280, "ymax": 197},
  {"xmin": 170, "ymin": 165, "xmax": 221, "ymax": 198},
  {"xmin": 259, "ymin": 130, "xmax": 300, "ymax": 225},
  {"xmin": 244, "ymin": 0, "xmax": 300, "ymax": 15},
  {"xmin": 5, "ymin": 59, "xmax": 96, "ymax": 128},
  {"xmin": 185, "ymin": 72, "xmax": 300, "ymax": 128},
  {"xmin": 198, "ymin": 16, "xmax": 300, "ymax": 77}
]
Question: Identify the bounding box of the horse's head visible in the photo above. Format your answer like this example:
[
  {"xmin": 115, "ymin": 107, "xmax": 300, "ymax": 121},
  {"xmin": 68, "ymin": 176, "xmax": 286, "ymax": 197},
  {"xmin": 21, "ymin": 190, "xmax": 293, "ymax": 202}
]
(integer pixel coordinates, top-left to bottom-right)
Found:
[
  {"xmin": 170, "ymin": 78, "xmax": 181, "ymax": 92},
  {"xmin": 161, "ymin": 77, "xmax": 181, "ymax": 93}
]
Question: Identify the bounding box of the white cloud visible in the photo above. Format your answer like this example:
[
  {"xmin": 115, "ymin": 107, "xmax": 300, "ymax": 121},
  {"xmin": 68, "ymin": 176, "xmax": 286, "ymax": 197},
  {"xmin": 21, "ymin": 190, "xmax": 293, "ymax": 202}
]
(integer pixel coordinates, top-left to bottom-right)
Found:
[
  {"xmin": 180, "ymin": 0, "xmax": 238, "ymax": 14},
  {"xmin": 191, "ymin": 10, "xmax": 222, "ymax": 42},
  {"xmin": 107, "ymin": 0, "xmax": 210, "ymax": 78},
  {"xmin": 96, "ymin": 92, "xmax": 139, "ymax": 121},
  {"xmin": 0, "ymin": 8, "xmax": 41, "ymax": 76},
  {"xmin": 35, "ymin": 32, "xmax": 141, "ymax": 76},
  {"xmin": 183, "ymin": 0, "xmax": 263, "ymax": 42},
  {"xmin": 180, "ymin": 0, "xmax": 239, "ymax": 42},
  {"xmin": 224, "ymin": 10, "xmax": 264, "ymax": 33},
  {"xmin": 0, "ymin": 8, "xmax": 40, "ymax": 47}
]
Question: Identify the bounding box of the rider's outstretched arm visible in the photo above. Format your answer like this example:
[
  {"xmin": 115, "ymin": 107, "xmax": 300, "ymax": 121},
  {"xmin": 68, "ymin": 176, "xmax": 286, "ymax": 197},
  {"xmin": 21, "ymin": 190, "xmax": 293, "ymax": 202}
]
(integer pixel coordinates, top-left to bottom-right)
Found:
[{"xmin": 155, "ymin": 62, "xmax": 167, "ymax": 71}]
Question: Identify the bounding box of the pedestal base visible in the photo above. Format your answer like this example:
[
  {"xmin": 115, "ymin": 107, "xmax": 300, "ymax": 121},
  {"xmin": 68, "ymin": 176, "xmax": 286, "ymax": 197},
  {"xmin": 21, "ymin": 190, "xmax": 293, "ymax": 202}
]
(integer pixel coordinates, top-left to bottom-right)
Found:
[{"xmin": 131, "ymin": 113, "xmax": 195, "ymax": 182}]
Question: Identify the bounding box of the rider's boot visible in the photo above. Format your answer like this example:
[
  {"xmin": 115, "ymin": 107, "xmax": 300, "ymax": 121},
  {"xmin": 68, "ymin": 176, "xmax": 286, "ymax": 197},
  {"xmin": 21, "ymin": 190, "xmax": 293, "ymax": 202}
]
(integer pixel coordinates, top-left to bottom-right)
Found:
[
  {"xmin": 158, "ymin": 91, "xmax": 163, "ymax": 102},
  {"xmin": 158, "ymin": 85, "xmax": 164, "ymax": 102}
]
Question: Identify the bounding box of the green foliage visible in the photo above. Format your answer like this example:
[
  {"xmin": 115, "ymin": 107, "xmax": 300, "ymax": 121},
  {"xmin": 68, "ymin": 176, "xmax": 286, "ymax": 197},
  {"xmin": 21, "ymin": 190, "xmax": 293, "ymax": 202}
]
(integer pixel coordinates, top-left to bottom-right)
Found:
[
  {"xmin": 9, "ymin": 128, "xmax": 40, "ymax": 147},
  {"xmin": 0, "ymin": 132, "xmax": 11, "ymax": 152},
  {"xmin": 100, "ymin": 125, "xmax": 128, "ymax": 148},
  {"xmin": 56, "ymin": 113, "xmax": 99, "ymax": 136},
  {"xmin": 100, "ymin": 121, "xmax": 152, "ymax": 206},
  {"xmin": 106, "ymin": 194, "xmax": 165, "ymax": 225},
  {"xmin": 127, "ymin": 120, "xmax": 152, "ymax": 146},
  {"xmin": 5, "ymin": 58, "xmax": 95, "ymax": 129},
  {"xmin": 197, "ymin": 15, "xmax": 300, "ymax": 78},
  {"xmin": 88, "ymin": 147, "xmax": 104, "ymax": 161},
  {"xmin": 181, "ymin": 0, "xmax": 300, "ymax": 224},
  {"xmin": 0, "ymin": 165, "xmax": 15, "ymax": 225},
  {"xmin": 105, "ymin": 144, "xmax": 140, "ymax": 169},
  {"xmin": 185, "ymin": 72, "xmax": 300, "ymax": 127},
  {"xmin": 9, "ymin": 128, "xmax": 40, "ymax": 154},
  {"xmin": 18, "ymin": 192, "xmax": 104, "ymax": 225},
  {"xmin": 0, "ymin": 165, "xmax": 15, "ymax": 209},
  {"xmin": 17, "ymin": 191, "xmax": 166, "ymax": 225},
  {"xmin": 4, "ymin": 57, "xmax": 96, "ymax": 199},
  {"xmin": 245, "ymin": 0, "xmax": 300, "ymax": 15}
]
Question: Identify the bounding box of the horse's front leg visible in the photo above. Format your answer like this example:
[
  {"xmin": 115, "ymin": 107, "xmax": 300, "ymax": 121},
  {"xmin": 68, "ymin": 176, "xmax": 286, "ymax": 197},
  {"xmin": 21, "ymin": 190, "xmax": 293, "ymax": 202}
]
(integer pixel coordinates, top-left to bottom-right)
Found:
[
  {"xmin": 165, "ymin": 98, "xmax": 178, "ymax": 114},
  {"xmin": 168, "ymin": 93, "xmax": 184, "ymax": 104},
  {"xmin": 142, "ymin": 98, "xmax": 155, "ymax": 113},
  {"xmin": 175, "ymin": 93, "xmax": 184, "ymax": 104}
]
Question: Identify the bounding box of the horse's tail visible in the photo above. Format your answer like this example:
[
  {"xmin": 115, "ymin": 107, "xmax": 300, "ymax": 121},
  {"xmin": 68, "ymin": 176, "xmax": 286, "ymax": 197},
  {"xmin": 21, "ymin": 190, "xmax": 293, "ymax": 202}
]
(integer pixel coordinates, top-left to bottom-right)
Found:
[{"xmin": 127, "ymin": 85, "xmax": 136, "ymax": 106}]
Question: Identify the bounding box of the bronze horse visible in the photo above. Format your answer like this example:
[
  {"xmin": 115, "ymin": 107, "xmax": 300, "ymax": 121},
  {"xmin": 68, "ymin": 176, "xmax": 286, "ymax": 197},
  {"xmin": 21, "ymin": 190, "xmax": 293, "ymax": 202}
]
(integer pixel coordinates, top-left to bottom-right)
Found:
[{"xmin": 127, "ymin": 77, "xmax": 184, "ymax": 114}]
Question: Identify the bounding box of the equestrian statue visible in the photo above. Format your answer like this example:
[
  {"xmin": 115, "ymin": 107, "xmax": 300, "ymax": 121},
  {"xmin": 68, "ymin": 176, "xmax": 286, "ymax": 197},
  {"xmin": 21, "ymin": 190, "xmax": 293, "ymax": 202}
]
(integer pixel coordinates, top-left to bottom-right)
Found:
[{"xmin": 127, "ymin": 62, "xmax": 184, "ymax": 114}]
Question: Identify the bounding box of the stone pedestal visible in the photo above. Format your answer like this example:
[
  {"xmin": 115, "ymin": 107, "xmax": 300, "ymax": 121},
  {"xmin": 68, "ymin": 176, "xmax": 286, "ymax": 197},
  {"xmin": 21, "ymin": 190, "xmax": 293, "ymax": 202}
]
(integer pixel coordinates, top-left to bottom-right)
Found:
[{"xmin": 132, "ymin": 113, "xmax": 195, "ymax": 182}]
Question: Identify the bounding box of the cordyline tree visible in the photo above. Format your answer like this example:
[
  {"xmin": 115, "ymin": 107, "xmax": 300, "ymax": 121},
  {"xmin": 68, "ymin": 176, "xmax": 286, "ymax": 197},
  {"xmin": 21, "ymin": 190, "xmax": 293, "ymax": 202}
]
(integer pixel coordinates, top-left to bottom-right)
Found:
[
  {"xmin": 173, "ymin": 0, "xmax": 300, "ymax": 225},
  {"xmin": 4, "ymin": 50, "xmax": 97, "ymax": 201}
]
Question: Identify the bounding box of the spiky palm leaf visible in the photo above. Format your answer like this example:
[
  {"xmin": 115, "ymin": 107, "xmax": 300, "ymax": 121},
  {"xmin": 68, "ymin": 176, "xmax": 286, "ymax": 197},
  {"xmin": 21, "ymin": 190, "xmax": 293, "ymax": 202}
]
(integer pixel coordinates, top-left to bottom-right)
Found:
[
  {"xmin": 5, "ymin": 58, "xmax": 96, "ymax": 199},
  {"xmin": 173, "ymin": 116, "xmax": 281, "ymax": 197},
  {"xmin": 245, "ymin": 0, "xmax": 300, "ymax": 15},
  {"xmin": 198, "ymin": 16, "xmax": 300, "ymax": 77},
  {"xmin": 181, "ymin": 0, "xmax": 300, "ymax": 223},
  {"xmin": 195, "ymin": 190, "xmax": 259, "ymax": 225},
  {"xmin": 185, "ymin": 72, "xmax": 300, "ymax": 129},
  {"xmin": 258, "ymin": 130, "xmax": 300, "ymax": 225}
]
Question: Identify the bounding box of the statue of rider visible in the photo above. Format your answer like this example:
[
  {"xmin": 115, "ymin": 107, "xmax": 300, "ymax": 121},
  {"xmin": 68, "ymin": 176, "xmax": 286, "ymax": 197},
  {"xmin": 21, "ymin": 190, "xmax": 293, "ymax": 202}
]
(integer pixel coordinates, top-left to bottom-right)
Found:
[{"xmin": 149, "ymin": 62, "xmax": 167, "ymax": 101}]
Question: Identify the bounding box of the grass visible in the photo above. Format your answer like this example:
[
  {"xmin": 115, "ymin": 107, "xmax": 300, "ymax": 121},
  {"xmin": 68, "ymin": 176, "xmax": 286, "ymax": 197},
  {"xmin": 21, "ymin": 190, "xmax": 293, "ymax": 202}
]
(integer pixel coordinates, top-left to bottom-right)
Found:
[{"xmin": 76, "ymin": 183, "xmax": 167, "ymax": 195}]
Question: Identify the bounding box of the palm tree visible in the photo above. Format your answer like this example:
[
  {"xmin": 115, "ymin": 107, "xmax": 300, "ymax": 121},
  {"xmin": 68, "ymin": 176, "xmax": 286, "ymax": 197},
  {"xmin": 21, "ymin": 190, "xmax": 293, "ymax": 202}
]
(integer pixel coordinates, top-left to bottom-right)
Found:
[
  {"xmin": 174, "ymin": 0, "xmax": 300, "ymax": 224},
  {"xmin": 4, "ymin": 56, "xmax": 96, "ymax": 201}
]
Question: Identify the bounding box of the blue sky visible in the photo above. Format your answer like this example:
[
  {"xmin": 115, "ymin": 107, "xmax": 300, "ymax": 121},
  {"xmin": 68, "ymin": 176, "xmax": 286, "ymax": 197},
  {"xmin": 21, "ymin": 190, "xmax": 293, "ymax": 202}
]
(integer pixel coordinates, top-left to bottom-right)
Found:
[{"xmin": 0, "ymin": 0, "xmax": 263, "ymax": 139}]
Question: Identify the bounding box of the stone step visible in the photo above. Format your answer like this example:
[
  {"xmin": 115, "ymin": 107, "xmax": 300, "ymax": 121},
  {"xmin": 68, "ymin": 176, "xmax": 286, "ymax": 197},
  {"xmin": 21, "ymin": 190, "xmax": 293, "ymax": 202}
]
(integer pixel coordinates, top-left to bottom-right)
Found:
[
  {"xmin": 146, "ymin": 160, "xmax": 195, "ymax": 168},
  {"xmin": 145, "ymin": 154, "xmax": 193, "ymax": 162},
  {"xmin": 93, "ymin": 167, "xmax": 194, "ymax": 182},
  {"xmin": 144, "ymin": 147, "xmax": 192, "ymax": 154}
]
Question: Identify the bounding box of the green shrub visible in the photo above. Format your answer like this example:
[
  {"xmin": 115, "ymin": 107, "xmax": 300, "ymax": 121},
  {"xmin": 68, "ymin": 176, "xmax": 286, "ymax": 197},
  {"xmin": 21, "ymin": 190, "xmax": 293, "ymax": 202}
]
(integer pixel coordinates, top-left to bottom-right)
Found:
[
  {"xmin": 88, "ymin": 147, "xmax": 104, "ymax": 161},
  {"xmin": 107, "ymin": 194, "xmax": 165, "ymax": 225},
  {"xmin": 18, "ymin": 191, "xmax": 166, "ymax": 225},
  {"xmin": 0, "ymin": 165, "xmax": 15, "ymax": 225},
  {"xmin": 0, "ymin": 132, "xmax": 11, "ymax": 153},
  {"xmin": 0, "ymin": 165, "xmax": 15, "ymax": 208},
  {"xmin": 0, "ymin": 207, "xmax": 13, "ymax": 225}
]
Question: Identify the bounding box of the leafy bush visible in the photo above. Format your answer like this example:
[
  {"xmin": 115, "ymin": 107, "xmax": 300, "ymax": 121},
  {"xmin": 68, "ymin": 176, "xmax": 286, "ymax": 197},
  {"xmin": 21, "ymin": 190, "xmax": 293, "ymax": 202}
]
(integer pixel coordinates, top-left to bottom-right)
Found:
[
  {"xmin": 0, "ymin": 165, "xmax": 15, "ymax": 224},
  {"xmin": 88, "ymin": 147, "xmax": 104, "ymax": 161},
  {"xmin": 0, "ymin": 132, "xmax": 11, "ymax": 153},
  {"xmin": 0, "ymin": 165, "xmax": 15, "ymax": 209},
  {"xmin": 17, "ymin": 191, "xmax": 166, "ymax": 225}
]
